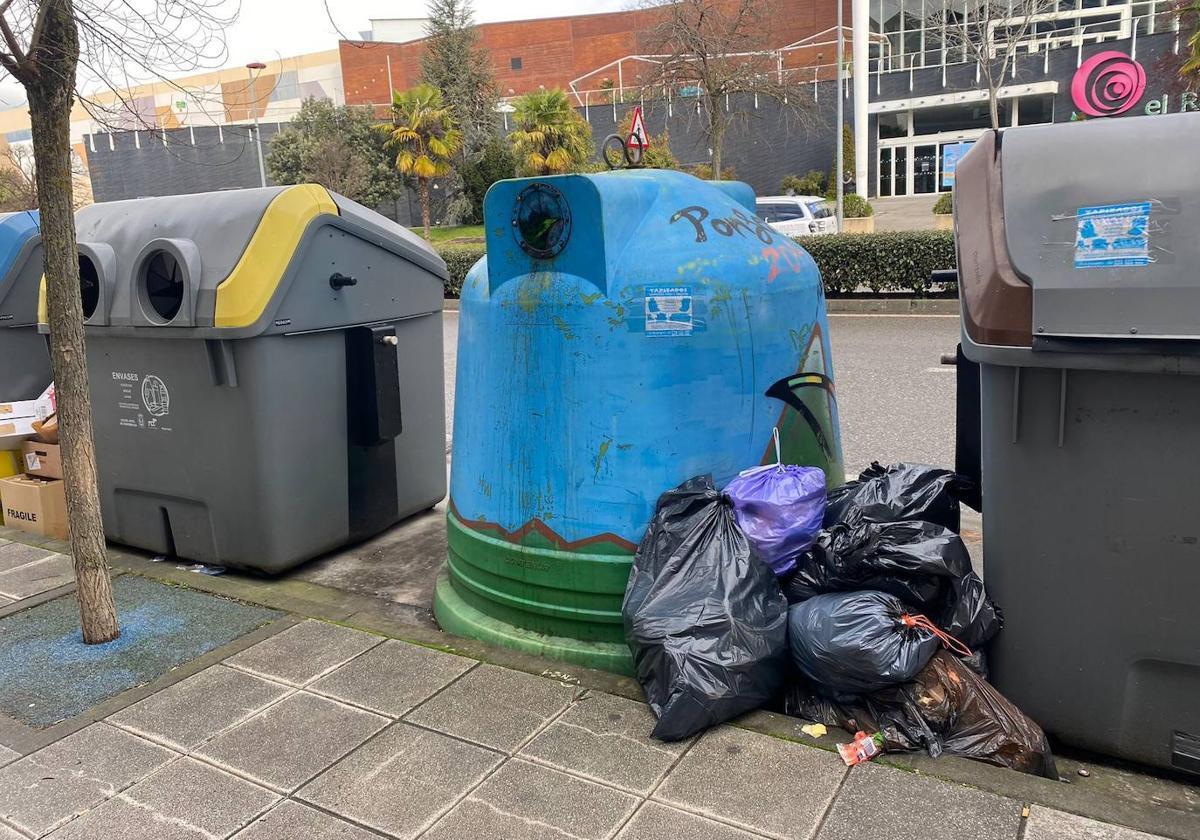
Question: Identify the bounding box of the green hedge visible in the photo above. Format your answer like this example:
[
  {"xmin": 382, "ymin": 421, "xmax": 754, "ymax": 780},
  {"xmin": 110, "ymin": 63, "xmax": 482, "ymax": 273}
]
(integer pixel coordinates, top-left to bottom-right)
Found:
[
  {"xmin": 434, "ymin": 229, "xmax": 957, "ymax": 299},
  {"xmin": 796, "ymin": 230, "xmax": 956, "ymax": 295},
  {"xmin": 437, "ymin": 245, "xmax": 484, "ymax": 298}
]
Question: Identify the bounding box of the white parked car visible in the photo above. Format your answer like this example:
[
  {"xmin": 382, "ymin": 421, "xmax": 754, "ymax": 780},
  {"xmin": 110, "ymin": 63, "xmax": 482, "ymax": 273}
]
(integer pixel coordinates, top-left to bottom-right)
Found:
[{"xmin": 755, "ymin": 195, "xmax": 839, "ymax": 236}]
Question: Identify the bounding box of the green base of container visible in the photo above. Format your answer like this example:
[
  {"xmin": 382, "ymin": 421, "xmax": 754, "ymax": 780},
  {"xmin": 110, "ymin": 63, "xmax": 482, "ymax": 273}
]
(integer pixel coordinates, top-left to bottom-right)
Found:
[{"xmin": 434, "ymin": 571, "xmax": 634, "ymax": 676}]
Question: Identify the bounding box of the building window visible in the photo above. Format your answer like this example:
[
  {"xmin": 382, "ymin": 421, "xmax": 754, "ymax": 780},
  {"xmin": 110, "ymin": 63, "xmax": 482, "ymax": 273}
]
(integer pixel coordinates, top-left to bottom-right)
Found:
[
  {"xmin": 1018, "ymin": 94, "xmax": 1054, "ymax": 125},
  {"xmin": 912, "ymin": 100, "xmax": 1008, "ymax": 134},
  {"xmin": 510, "ymin": 57, "xmax": 523, "ymax": 70},
  {"xmin": 878, "ymin": 112, "xmax": 910, "ymax": 139}
]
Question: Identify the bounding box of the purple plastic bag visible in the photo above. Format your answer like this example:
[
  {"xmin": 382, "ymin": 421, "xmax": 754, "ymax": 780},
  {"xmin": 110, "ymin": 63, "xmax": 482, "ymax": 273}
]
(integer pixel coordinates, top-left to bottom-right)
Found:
[{"xmin": 724, "ymin": 456, "xmax": 826, "ymax": 577}]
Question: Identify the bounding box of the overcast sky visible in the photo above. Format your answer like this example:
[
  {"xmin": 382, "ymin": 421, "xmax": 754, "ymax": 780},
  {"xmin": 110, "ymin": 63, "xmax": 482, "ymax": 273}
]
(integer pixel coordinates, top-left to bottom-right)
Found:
[{"xmin": 0, "ymin": 0, "xmax": 630, "ymax": 112}]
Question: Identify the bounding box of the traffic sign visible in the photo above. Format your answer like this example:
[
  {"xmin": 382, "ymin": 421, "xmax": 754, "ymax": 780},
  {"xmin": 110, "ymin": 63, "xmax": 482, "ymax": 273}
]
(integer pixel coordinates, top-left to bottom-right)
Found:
[{"xmin": 628, "ymin": 106, "xmax": 648, "ymax": 149}]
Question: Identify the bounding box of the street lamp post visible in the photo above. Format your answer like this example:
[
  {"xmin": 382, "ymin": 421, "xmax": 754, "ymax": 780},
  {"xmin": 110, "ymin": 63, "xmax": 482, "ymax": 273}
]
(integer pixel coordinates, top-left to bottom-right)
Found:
[
  {"xmin": 246, "ymin": 61, "xmax": 268, "ymax": 188},
  {"xmin": 835, "ymin": 0, "xmax": 845, "ymax": 228}
]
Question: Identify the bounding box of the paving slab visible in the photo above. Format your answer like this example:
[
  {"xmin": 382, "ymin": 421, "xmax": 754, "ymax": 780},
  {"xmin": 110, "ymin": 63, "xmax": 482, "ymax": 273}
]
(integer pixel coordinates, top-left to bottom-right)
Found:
[
  {"xmin": 297, "ymin": 722, "xmax": 503, "ymax": 839},
  {"xmin": 0, "ymin": 824, "xmax": 24, "ymax": 840},
  {"xmin": 225, "ymin": 619, "xmax": 381, "ymax": 686},
  {"xmin": 0, "ymin": 553, "xmax": 73, "ymax": 599},
  {"xmin": 0, "ymin": 541, "xmax": 54, "ymax": 574},
  {"xmin": 520, "ymin": 690, "xmax": 690, "ymax": 794},
  {"xmin": 231, "ymin": 799, "xmax": 384, "ymax": 840},
  {"xmin": 0, "ymin": 723, "xmax": 175, "ymax": 837},
  {"xmin": 107, "ymin": 664, "xmax": 291, "ymax": 751},
  {"xmin": 423, "ymin": 758, "xmax": 640, "ymax": 840},
  {"xmin": 196, "ymin": 691, "xmax": 388, "ymax": 793},
  {"xmin": 309, "ymin": 638, "xmax": 475, "ymax": 717},
  {"xmin": 654, "ymin": 726, "xmax": 847, "ymax": 839},
  {"xmin": 404, "ymin": 663, "xmax": 577, "ymax": 752},
  {"xmin": 46, "ymin": 757, "xmax": 279, "ymax": 840},
  {"xmin": 1024, "ymin": 806, "xmax": 1169, "ymax": 840},
  {"xmin": 0, "ymin": 745, "xmax": 18, "ymax": 767},
  {"xmin": 617, "ymin": 802, "xmax": 766, "ymax": 840},
  {"xmin": 815, "ymin": 762, "xmax": 1023, "ymax": 840}
]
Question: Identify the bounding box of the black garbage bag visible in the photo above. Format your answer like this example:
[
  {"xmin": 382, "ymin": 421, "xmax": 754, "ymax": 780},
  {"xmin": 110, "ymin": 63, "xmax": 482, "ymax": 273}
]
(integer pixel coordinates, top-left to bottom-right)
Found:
[
  {"xmin": 623, "ymin": 475, "xmax": 789, "ymax": 742},
  {"xmin": 781, "ymin": 650, "xmax": 1057, "ymax": 778},
  {"xmin": 825, "ymin": 462, "xmax": 966, "ymax": 532},
  {"xmin": 783, "ymin": 508, "xmax": 1002, "ymax": 649},
  {"xmin": 787, "ymin": 591, "xmax": 941, "ymax": 700}
]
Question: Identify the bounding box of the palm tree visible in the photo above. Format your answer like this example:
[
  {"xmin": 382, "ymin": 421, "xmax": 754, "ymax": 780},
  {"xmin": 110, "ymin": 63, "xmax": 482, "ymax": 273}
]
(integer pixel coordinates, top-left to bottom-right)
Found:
[
  {"xmin": 383, "ymin": 84, "xmax": 463, "ymax": 240},
  {"xmin": 509, "ymin": 89, "xmax": 594, "ymax": 176},
  {"xmin": 1182, "ymin": 0, "xmax": 1200, "ymax": 86}
]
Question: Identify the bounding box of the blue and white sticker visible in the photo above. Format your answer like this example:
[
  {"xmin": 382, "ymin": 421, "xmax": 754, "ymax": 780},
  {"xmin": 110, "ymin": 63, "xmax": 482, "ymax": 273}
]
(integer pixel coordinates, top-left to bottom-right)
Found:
[
  {"xmin": 1074, "ymin": 202, "xmax": 1151, "ymax": 269},
  {"xmin": 645, "ymin": 286, "xmax": 693, "ymax": 336}
]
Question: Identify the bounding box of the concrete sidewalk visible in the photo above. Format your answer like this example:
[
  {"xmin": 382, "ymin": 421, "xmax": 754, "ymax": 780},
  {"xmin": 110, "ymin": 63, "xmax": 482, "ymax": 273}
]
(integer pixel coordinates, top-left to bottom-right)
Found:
[
  {"xmin": 0, "ymin": 614, "xmax": 1187, "ymax": 840},
  {"xmin": 2, "ymin": 531, "xmax": 1199, "ymax": 840}
]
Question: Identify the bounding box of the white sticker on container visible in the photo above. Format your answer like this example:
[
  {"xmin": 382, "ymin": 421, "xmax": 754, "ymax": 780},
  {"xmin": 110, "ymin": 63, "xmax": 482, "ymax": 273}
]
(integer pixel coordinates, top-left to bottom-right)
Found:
[
  {"xmin": 644, "ymin": 286, "xmax": 693, "ymax": 337},
  {"xmin": 1074, "ymin": 202, "xmax": 1151, "ymax": 269},
  {"xmin": 113, "ymin": 371, "xmax": 173, "ymax": 432},
  {"xmin": 24, "ymin": 452, "xmax": 39, "ymax": 471}
]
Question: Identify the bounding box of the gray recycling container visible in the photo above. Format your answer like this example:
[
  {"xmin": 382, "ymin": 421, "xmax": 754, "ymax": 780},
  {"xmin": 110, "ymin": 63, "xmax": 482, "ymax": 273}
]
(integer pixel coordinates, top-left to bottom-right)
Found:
[
  {"xmin": 0, "ymin": 211, "xmax": 49, "ymax": 400},
  {"xmin": 954, "ymin": 112, "xmax": 1200, "ymax": 774},
  {"xmin": 62, "ymin": 184, "xmax": 447, "ymax": 574}
]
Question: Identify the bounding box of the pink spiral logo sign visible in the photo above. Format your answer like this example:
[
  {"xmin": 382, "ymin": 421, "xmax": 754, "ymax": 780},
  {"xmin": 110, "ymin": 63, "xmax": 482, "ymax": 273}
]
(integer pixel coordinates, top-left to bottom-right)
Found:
[{"xmin": 1071, "ymin": 51, "xmax": 1146, "ymax": 117}]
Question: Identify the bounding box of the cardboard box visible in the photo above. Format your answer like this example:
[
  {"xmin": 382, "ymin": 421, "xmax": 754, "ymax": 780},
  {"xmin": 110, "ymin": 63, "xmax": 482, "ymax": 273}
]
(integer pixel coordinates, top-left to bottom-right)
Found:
[
  {"xmin": 21, "ymin": 441, "xmax": 62, "ymax": 480},
  {"xmin": 0, "ymin": 475, "xmax": 67, "ymax": 539},
  {"xmin": 0, "ymin": 417, "xmax": 37, "ymax": 450},
  {"xmin": 0, "ymin": 384, "xmax": 56, "ymax": 422}
]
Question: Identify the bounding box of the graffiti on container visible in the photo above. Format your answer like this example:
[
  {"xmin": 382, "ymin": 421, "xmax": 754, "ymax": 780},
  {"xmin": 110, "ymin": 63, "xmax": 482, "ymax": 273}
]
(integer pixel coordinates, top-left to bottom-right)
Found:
[
  {"xmin": 669, "ymin": 205, "xmax": 775, "ymax": 245},
  {"xmin": 760, "ymin": 244, "xmax": 807, "ymax": 284},
  {"xmin": 764, "ymin": 323, "xmax": 844, "ymax": 476}
]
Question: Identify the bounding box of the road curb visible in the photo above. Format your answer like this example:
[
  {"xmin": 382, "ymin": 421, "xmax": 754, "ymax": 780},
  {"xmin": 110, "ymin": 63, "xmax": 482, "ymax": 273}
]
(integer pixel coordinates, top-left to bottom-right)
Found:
[
  {"xmin": 442, "ymin": 298, "xmax": 959, "ymax": 315},
  {"xmin": 827, "ymin": 298, "xmax": 959, "ymax": 315}
]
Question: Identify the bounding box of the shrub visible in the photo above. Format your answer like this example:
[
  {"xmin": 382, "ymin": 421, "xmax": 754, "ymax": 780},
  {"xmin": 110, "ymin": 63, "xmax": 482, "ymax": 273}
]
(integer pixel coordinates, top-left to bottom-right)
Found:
[
  {"xmin": 781, "ymin": 169, "xmax": 826, "ymax": 196},
  {"xmin": 685, "ymin": 163, "xmax": 737, "ymax": 180},
  {"xmin": 840, "ymin": 193, "xmax": 874, "ymax": 218},
  {"xmin": 796, "ymin": 230, "xmax": 956, "ymax": 295},
  {"xmin": 434, "ymin": 230, "xmax": 957, "ymax": 298},
  {"xmin": 438, "ymin": 244, "xmax": 485, "ymax": 297},
  {"xmin": 933, "ymin": 192, "xmax": 954, "ymax": 215}
]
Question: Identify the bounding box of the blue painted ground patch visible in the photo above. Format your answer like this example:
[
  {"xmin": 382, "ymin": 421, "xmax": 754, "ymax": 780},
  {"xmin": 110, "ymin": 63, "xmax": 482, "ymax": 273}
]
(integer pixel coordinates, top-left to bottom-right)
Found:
[{"xmin": 0, "ymin": 575, "xmax": 280, "ymax": 727}]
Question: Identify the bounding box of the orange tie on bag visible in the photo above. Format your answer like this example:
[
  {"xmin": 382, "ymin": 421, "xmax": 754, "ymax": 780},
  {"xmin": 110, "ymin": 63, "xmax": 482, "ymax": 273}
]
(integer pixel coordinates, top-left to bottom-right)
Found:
[{"xmin": 900, "ymin": 612, "xmax": 974, "ymax": 658}]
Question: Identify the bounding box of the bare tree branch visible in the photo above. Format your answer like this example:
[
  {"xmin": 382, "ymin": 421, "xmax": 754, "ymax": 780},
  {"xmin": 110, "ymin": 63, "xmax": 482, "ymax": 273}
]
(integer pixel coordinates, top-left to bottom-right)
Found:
[
  {"xmin": 928, "ymin": 0, "xmax": 1058, "ymax": 129},
  {"xmin": 636, "ymin": 0, "xmax": 820, "ymax": 177}
]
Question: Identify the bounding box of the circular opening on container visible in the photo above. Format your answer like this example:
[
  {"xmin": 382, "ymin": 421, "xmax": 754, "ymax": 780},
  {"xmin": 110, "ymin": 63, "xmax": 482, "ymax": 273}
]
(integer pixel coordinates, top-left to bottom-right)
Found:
[
  {"xmin": 512, "ymin": 183, "xmax": 571, "ymax": 259},
  {"xmin": 140, "ymin": 250, "xmax": 184, "ymax": 322},
  {"xmin": 78, "ymin": 254, "xmax": 99, "ymax": 320}
]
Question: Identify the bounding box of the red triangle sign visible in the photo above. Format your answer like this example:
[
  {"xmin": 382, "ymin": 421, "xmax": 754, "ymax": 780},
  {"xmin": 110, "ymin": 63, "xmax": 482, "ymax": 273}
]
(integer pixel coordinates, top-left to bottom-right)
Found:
[{"xmin": 628, "ymin": 106, "xmax": 648, "ymax": 149}]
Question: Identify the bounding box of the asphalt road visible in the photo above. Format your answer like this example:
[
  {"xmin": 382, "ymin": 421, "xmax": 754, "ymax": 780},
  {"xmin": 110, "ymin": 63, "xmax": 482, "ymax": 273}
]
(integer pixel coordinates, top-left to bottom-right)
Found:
[
  {"xmin": 828, "ymin": 314, "xmax": 960, "ymax": 475},
  {"xmin": 442, "ymin": 311, "xmax": 961, "ymax": 476}
]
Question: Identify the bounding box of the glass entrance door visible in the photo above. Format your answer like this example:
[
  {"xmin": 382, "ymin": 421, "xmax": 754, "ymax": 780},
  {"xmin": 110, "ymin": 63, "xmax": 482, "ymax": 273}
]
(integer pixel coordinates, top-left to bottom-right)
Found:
[
  {"xmin": 913, "ymin": 145, "xmax": 937, "ymax": 194},
  {"xmin": 878, "ymin": 147, "xmax": 894, "ymax": 197}
]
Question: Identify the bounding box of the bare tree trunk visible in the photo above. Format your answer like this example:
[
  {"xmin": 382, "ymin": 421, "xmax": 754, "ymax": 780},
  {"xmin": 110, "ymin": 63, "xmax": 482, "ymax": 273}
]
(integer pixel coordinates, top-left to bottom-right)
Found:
[
  {"xmin": 25, "ymin": 0, "xmax": 119, "ymax": 644},
  {"xmin": 707, "ymin": 97, "xmax": 726, "ymax": 179},
  {"xmin": 419, "ymin": 178, "xmax": 432, "ymax": 240}
]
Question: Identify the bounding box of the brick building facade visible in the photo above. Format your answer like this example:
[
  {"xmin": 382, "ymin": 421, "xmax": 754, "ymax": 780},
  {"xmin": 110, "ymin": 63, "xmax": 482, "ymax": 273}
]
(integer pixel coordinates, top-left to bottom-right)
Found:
[{"xmin": 339, "ymin": 0, "xmax": 849, "ymax": 110}]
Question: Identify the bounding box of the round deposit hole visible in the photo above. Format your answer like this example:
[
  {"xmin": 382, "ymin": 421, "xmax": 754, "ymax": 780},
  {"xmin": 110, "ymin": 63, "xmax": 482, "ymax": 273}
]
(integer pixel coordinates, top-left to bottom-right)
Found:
[
  {"xmin": 79, "ymin": 254, "xmax": 99, "ymax": 320},
  {"xmin": 140, "ymin": 250, "xmax": 184, "ymax": 323}
]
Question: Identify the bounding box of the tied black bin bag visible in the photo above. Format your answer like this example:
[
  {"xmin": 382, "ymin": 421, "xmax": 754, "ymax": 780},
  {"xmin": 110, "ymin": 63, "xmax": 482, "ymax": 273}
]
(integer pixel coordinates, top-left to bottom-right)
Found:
[
  {"xmin": 784, "ymin": 508, "xmax": 1002, "ymax": 649},
  {"xmin": 623, "ymin": 476, "xmax": 788, "ymax": 742},
  {"xmin": 788, "ymin": 591, "xmax": 957, "ymax": 699},
  {"xmin": 825, "ymin": 462, "xmax": 967, "ymax": 532}
]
